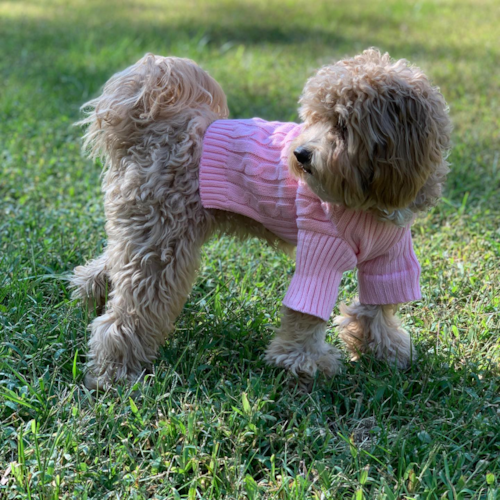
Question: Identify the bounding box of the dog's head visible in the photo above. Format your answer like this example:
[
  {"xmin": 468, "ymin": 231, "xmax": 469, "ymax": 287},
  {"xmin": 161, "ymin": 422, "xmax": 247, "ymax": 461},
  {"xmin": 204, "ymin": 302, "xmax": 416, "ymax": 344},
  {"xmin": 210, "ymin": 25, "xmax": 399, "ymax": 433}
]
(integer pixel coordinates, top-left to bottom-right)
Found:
[{"xmin": 289, "ymin": 49, "xmax": 452, "ymax": 225}]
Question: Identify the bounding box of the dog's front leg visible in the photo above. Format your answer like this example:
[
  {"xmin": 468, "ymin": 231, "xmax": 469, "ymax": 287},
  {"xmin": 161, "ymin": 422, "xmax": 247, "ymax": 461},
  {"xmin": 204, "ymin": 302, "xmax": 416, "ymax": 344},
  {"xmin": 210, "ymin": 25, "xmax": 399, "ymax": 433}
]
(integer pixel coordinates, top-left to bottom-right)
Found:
[
  {"xmin": 265, "ymin": 306, "xmax": 342, "ymax": 389},
  {"xmin": 336, "ymin": 299, "xmax": 414, "ymax": 368}
]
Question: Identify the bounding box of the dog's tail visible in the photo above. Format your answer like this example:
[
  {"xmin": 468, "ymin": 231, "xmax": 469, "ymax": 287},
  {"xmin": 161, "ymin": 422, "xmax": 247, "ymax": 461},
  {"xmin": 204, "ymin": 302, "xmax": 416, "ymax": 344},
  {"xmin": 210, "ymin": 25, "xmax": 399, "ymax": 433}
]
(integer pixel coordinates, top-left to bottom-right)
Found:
[{"xmin": 78, "ymin": 53, "xmax": 229, "ymax": 167}]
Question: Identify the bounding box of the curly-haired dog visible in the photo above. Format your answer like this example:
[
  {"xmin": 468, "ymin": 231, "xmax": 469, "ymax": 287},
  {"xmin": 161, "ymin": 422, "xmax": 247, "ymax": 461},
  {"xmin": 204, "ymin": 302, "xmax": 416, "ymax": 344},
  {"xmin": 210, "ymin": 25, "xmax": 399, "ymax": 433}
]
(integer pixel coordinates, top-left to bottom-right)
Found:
[{"xmin": 71, "ymin": 49, "xmax": 451, "ymax": 390}]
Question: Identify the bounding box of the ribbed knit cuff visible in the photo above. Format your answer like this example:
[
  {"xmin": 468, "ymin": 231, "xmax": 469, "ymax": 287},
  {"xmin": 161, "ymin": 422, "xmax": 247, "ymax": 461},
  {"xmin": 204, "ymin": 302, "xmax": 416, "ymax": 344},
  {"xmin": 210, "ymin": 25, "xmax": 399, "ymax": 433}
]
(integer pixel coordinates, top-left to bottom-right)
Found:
[
  {"xmin": 283, "ymin": 231, "xmax": 357, "ymax": 321},
  {"xmin": 358, "ymin": 269, "xmax": 421, "ymax": 305}
]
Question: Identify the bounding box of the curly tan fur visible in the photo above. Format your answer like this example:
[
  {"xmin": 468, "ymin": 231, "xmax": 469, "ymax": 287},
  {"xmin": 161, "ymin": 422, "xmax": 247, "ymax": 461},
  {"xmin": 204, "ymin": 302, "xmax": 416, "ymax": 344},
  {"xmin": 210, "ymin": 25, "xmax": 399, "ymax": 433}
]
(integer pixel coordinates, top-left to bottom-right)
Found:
[
  {"xmin": 71, "ymin": 252, "xmax": 109, "ymax": 312},
  {"xmin": 335, "ymin": 300, "xmax": 415, "ymax": 368},
  {"xmin": 336, "ymin": 300, "xmax": 413, "ymax": 368},
  {"xmin": 74, "ymin": 54, "xmax": 230, "ymax": 388},
  {"xmin": 289, "ymin": 48, "xmax": 452, "ymax": 226},
  {"xmin": 265, "ymin": 306, "xmax": 342, "ymax": 391},
  {"xmin": 72, "ymin": 49, "xmax": 449, "ymax": 389},
  {"xmin": 79, "ymin": 54, "xmax": 229, "ymax": 166}
]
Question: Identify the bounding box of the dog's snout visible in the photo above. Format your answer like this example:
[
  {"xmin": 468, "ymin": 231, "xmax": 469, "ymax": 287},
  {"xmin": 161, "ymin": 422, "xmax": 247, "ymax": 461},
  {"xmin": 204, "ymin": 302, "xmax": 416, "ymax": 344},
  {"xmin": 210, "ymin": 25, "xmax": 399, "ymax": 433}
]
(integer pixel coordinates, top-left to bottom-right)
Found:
[{"xmin": 294, "ymin": 147, "xmax": 312, "ymax": 165}]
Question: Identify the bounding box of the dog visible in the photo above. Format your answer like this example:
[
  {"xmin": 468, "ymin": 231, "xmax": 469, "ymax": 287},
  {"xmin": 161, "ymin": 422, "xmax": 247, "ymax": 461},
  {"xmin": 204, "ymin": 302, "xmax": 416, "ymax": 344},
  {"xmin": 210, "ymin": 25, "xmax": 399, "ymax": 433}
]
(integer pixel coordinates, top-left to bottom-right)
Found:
[{"xmin": 71, "ymin": 49, "xmax": 451, "ymax": 390}]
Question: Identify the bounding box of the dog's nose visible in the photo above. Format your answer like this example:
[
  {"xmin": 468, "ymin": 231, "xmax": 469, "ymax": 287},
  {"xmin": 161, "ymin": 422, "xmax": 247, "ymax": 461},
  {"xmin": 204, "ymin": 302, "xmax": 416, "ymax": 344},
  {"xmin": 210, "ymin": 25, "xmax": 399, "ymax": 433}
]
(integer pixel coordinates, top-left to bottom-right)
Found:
[{"xmin": 294, "ymin": 147, "xmax": 312, "ymax": 165}]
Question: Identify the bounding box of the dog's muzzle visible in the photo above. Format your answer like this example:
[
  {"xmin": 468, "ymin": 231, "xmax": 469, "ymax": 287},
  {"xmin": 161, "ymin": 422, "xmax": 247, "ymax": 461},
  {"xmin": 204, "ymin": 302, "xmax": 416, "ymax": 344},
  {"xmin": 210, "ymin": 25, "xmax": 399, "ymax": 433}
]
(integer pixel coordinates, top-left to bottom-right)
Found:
[{"xmin": 294, "ymin": 147, "xmax": 313, "ymax": 174}]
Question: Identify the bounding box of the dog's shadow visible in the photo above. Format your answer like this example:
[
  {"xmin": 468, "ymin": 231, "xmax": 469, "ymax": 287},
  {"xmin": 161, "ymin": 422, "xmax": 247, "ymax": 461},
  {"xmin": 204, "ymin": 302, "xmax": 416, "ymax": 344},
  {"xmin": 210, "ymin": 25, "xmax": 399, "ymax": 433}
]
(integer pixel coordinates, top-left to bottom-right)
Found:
[
  {"xmin": 153, "ymin": 296, "xmax": 498, "ymax": 422},
  {"xmin": 76, "ymin": 284, "xmax": 499, "ymax": 466}
]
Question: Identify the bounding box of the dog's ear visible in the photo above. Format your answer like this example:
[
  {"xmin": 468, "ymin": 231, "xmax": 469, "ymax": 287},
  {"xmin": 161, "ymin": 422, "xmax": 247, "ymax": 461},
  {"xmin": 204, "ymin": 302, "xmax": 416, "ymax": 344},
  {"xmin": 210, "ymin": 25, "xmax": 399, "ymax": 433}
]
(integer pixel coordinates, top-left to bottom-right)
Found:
[
  {"xmin": 349, "ymin": 86, "xmax": 451, "ymax": 211},
  {"xmin": 329, "ymin": 133, "xmax": 371, "ymax": 208}
]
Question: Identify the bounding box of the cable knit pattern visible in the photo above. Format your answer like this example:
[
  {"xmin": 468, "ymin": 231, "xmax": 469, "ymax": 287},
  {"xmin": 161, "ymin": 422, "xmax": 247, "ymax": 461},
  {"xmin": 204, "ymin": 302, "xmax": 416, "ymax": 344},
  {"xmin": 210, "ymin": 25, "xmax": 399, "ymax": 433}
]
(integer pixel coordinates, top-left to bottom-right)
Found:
[
  {"xmin": 200, "ymin": 118, "xmax": 421, "ymax": 321},
  {"xmin": 200, "ymin": 118, "xmax": 301, "ymax": 244}
]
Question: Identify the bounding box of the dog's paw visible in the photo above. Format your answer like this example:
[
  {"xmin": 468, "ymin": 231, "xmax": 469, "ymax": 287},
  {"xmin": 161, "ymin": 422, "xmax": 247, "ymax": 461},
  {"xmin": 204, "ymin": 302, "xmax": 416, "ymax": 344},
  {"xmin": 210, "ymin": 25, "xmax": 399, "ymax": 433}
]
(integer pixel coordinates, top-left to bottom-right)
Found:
[
  {"xmin": 84, "ymin": 364, "xmax": 146, "ymax": 391},
  {"xmin": 265, "ymin": 338, "xmax": 342, "ymax": 380},
  {"xmin": 83, "ymin": 363, "xmax": 116, "ymax": 391},
  {"xmin": 84, "ymin": 370, "xmax": 107, "ymax": 391},
  {"xmin": 339, "ymin": 319, "xmax": 413, "ymax": 369},
  {"xmin": 337, "ymin": 301, "xmax": 414, "ymax": 369}
]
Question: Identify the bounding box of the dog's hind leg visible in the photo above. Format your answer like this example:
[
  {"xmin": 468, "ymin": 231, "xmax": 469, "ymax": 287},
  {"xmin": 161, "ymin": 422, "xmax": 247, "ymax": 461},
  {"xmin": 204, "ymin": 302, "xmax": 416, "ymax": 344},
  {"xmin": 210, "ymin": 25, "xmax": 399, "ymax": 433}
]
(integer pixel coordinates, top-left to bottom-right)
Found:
[
  {"xmin": 85, "ymin": 206, "xmax": 212, "ymax": 389},
  {"xmin": 77, "ymin": 54, "xmax": 227, "ymax": 388},
  {"xmin": 84, "ymin": 124, "xmax": 215, "ymax": 389},
  {"xmin": 71, "ymin": 252, "xmax": 110, "ymax": 312}
]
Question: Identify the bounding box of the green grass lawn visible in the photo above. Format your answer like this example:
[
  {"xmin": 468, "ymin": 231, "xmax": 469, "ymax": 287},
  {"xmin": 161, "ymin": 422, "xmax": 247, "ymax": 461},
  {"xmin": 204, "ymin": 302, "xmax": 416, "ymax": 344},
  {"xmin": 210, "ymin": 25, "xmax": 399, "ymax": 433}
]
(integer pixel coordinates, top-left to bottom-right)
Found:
[{"xmin": 1, "ymin": 0, "xmax": 500, "ymax": 498}]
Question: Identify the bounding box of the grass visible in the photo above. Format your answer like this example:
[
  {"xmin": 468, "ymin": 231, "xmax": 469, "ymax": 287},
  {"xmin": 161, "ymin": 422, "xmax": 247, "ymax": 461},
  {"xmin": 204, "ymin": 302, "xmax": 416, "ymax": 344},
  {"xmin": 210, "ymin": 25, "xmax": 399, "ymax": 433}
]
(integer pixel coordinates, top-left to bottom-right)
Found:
[{"xmin": 1, "ymin": 0, "xmax": 499, "ymax": 497}]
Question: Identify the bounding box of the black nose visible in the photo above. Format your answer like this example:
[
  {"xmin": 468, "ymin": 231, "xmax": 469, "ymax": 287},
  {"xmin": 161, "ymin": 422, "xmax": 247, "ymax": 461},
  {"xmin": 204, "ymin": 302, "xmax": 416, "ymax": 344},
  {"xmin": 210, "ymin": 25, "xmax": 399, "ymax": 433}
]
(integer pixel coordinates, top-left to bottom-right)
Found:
[{"xmin": 294, "ymin": 147, "xmax": 312, "ymax": 165}]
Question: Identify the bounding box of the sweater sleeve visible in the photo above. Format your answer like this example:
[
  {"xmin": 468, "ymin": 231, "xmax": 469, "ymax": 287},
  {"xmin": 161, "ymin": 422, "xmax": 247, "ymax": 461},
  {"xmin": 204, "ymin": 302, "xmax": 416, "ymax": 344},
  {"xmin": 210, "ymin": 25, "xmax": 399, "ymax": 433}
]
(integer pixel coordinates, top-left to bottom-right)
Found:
[
  {"xmin": 357, "ymin": 229, "xmax": 421, "ymax": 305},
  {"xmin": 283, "ymin": 230, "xmax": 357, "ymax": 321}
]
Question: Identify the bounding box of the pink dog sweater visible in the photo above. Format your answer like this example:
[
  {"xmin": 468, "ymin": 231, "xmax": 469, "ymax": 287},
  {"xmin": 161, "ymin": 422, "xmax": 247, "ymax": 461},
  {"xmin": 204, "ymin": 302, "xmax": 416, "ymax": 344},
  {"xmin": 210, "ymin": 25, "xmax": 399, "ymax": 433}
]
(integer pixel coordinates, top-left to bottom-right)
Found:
[{"xmin": 200, "ymin": 118, "xmax": 421, "ymax": 321}]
